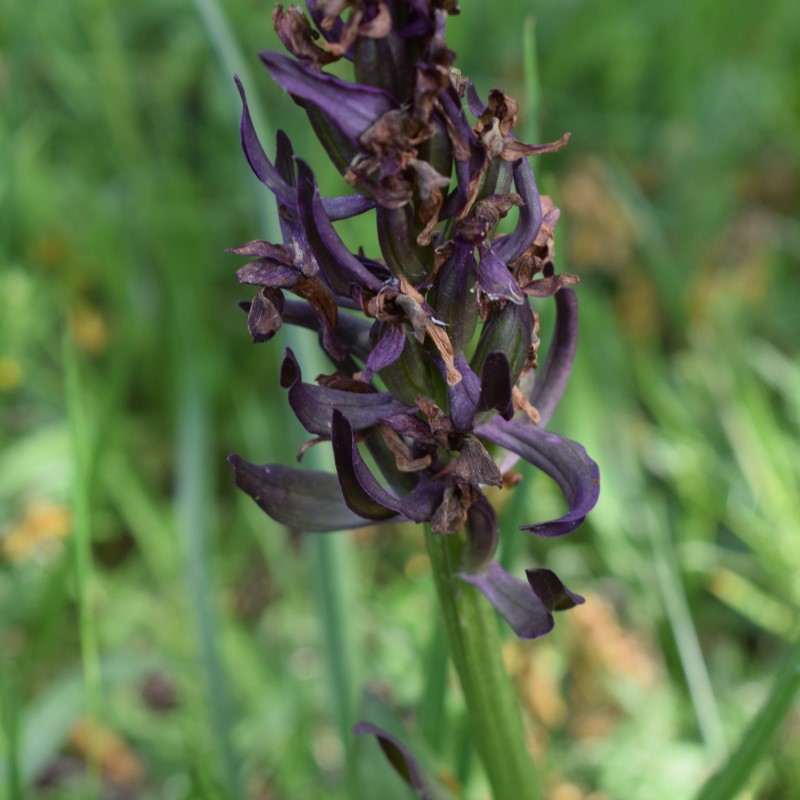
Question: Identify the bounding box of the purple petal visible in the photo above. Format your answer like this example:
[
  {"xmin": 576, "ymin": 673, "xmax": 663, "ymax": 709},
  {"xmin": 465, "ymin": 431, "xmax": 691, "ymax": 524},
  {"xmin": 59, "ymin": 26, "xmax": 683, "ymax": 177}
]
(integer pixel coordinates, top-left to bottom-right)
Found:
[
  {"xmin": 323, "ymin": 193, "xmax": 375, "ymax": 220},
  {"xmin": 531, "ymin": 287, "xmax": 578, "ymax": 426},
  {"xmin": 260, "ymin": 50, "xmax": 397, "ymax": 148},
  {"xmin": 477, "ymin": 246, "xmax": 524, "ymax": 303},
  {"xmin": 459, "ymin": 561, "xmax": 564, "ymax": 639},
  {"xmin": 445, "ymin": 354, "xmax": 481, "ymax": 432},
  {"xmin": 235, "ymin": 81, "xmax": 373, "ymax": 221},
  {"xmin": 228, "ymin": 455, "xmax": 385, "ymax": 531},
  {"xmin": 476, "ymin": 416, "xmax": 600, "ymax": 537},
  {"xmin": 527, "ymin": 568, "xmax": 585, "ymax": 612},
  {"xmin": 296, "ymin": 160, "xmax": 384, "ymax": 294},
  {"xmin": 491, "ymin": 157, "xmax": 543, "ymax": 264},
  {"xmin": 465, "ymin": 82, "xmax": 485, "ymax": 117},
  {"xmin": 352, "ymin": 722, "xmax": 439, "ymax": 800},
  {"xmin": 331, "ymin": 410, "xmax": 443, "ymax": 522},
  {"xmin": 281, "ymin": 349, "xmax": 414, "ymax": 436},
  {"xmin": 476, "ymin": 351, "xmax": 513, "ymax": 421},
  {"xmin": 234, "ymin": 76, "xmax": 295, "ymax": 207},
  {"xmin": 364, "ymin": 322, "xmax": 407, "ymax": 381}
]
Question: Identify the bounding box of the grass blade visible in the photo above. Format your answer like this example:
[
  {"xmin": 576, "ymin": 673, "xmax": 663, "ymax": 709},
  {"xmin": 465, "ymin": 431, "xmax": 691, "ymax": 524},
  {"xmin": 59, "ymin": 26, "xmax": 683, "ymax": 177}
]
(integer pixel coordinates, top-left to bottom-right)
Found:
[
  {"xmin": 695, "ymin": 637, "xmax": 800, "ymax": 800},
  {"xmin": 63, "ymin": 329, "xmax": 103, "ymax": 794},
  {"xmin": 174, "ymin": 350, "xmax": 242, "ymax": 799}
]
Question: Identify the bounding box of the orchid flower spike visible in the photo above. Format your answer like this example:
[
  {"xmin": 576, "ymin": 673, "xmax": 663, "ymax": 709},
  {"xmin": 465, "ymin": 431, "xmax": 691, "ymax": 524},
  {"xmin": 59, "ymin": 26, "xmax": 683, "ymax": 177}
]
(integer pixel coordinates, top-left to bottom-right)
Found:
[{"xmin": 229, "ymin": 0, "xmax": 599, "ymax": 639}]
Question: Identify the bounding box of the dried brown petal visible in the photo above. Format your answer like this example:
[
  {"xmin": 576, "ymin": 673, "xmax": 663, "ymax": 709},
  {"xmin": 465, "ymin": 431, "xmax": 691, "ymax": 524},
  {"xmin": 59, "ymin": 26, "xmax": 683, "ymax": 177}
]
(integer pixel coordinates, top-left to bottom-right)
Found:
[
  {"xmin": 452, "ymin": 434, "xmax": 503, "ymax": 486},
  {"xmin": 248, "ymin": 287, "xmax": 284, "ymax": 343},
  {"xmin": 500, "ymin": 132, "xmax": 571, "ymax": 162},
  {"xmin": 316, "ymin": 373, "xmax": 377, "ymax": 393},
  {"xmin": 431, "ymin": 485, "xmax": 474, "ymax": 533},
  {"xmin": 273, "ymin": 5, "xmax": 338, "ymax": 69},
  {"xmin": 377, "ymin": 424, "xmax": 433, "ymax": 472},
  {"xmin": 473, "ymin": 193, "xmax": 523, "ymax": 227},
  {"xmin": 512, "ymin": 385, "xmax": 541, "ymax": 424},
  {"xmin": 414, "ymin": 395, "xmax": 454, "ymax": 443}
]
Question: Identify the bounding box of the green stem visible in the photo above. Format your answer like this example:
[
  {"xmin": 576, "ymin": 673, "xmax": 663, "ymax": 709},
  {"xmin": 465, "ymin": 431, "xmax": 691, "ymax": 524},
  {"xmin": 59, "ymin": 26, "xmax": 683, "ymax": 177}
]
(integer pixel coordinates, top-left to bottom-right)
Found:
[{"xmin": 424, "ymin": 527, "xmax": 541, "ymax": 800}]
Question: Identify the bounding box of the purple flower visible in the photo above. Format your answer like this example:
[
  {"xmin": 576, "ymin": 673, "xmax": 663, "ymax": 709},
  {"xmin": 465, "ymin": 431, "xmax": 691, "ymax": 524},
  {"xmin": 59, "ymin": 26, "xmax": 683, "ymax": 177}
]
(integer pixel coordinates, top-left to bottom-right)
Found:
[{"xmin": 228, "ymin": 0, "xmax": 598, "ymax": 639}]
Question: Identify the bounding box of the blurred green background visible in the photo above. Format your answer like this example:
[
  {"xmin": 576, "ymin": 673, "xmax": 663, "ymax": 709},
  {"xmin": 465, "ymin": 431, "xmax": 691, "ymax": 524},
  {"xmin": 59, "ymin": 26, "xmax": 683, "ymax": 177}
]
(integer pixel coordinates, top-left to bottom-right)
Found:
[{"xmin": 2, "ymin": 0, "xmax": 799, "ymax": 797}]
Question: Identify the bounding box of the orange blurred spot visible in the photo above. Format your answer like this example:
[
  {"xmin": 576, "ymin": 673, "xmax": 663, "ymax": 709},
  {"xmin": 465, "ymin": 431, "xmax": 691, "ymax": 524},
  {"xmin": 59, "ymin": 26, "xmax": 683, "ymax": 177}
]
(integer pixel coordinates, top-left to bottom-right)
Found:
[
  {"xmin": 2, "ymin": 503, "xmax": 71, "ymax": 563},
  {"xmin": 69, "ymin": 304, "xmax": 109, "ymax": 355},
  {"xmin": 68, "ymin": 717, "xmax": 145, "ymax": 788},
  {"xmin": 0, "ymin": 358, "xmax": 22, "ymax": 391}
]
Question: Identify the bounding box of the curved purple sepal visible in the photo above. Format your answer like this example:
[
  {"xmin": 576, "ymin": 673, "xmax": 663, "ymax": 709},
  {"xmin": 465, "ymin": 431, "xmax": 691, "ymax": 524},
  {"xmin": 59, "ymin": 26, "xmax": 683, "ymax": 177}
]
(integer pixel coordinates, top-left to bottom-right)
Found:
[
  {"xmin": 281, "ymin": 348, "xmax": 414, "ymax": 435},
  {"xmin": 446, "ymin": 355, "xmax": 481, "ymax": 432},
  {"xmin": 331, "ymin": 410, "xmax": 443, "ymax": 522},
  {"xmin": 296, "ymin": 160, "xmax": 384, "ymax": 294},
  {"xmin": 235, "ymin": 76, "xmax": 373, "ymax": 221},
  {"xmin": 460, "ymin": 561, "xmax": 581, "ymax": 639},
  {"xmin": 353, "ymin": 722, "xmax": 444, "ymax": 800},
  {"xmin": 260, "ymin": 50, "xmax": 398, "ymax": 148},
  {"xmin": 476, "ymin": 417, "xmax": 600, "ymax": 537},
  {"xmin": 364, "ymin": 321, "xmax": 407, "ymax": 381},
  {"xmin": 477, "ymin": 246, "xmax": 524, "ymax": 303},
  {"xmin": 228, "ymin": 454, "xmax": 385, "ymax": 531},
  {"xmin": 530, "ymin": 287, "xmax": 579, "ymax": 426},
  {"xmin": 526, "ymin": 568, "xmax": 585, "ymax": 612},
  {"xmin": 492, "ymin": 157, "xmax": 543, "ymax": 265}
]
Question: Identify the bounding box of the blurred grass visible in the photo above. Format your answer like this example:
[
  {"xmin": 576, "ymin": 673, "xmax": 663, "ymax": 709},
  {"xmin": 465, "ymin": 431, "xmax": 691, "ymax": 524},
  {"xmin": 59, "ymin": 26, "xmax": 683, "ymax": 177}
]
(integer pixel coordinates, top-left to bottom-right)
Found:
[{"xmin": 2, "ymin": 0, "xmax": 799, "ymax": 797}]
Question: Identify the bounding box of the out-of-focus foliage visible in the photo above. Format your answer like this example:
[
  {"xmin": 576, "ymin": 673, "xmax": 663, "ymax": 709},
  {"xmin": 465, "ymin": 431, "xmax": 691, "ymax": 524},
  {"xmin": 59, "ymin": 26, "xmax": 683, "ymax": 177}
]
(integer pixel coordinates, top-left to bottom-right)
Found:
[{"xmin": 1, "ymin": 0, "xmax": 798, "ymax": 798}]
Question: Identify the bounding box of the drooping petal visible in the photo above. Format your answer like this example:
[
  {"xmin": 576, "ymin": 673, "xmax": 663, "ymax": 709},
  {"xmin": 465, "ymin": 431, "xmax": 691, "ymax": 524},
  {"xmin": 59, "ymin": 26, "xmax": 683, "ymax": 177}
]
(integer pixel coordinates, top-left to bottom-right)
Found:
[
  {"xmin": 364, "ymin": 321, "xmax": 407, "ymax": 381},
  {"xmin": 445, "ymin": 354, "xmax": 480, "ymax": 432},
  {"xmin": 228, "ymin": 455, "xmax": 385, "ymax": 531},
  {"xmin": 530, "ymin": 286, "xmax": 578, "ymax": 426},
  {"xmin": 477, "ymin": 246, "xmax": 524, "ymax": 303},
  {"xmin": 296, "ymin": 160, "xmax": 384, "ymax": 294},
  {"xmin": 491, "ymin": 156, "xmax": 543, "ymax": 265},
  {"xmin": 475, "ymin": 416, "xmax": 600, "ymax": 537},
  {"xmin": 280, "ymin": 349, "xmax": 413, "ymax": 435},
  {"xmin": 331, "ymin": 410, "xmax": 443, "ymax": 521},
  {"xmin": 460, "ymin": 560, "xmax": 575, "ymax": 639},
  {"xmin": 260, "ymin": 50, "xmax": 398, "ymax": 149},
  {"xmin": 353, "ymin": 722, "xmax": 449, "ymax": 800},
  {"xmin": 526, "ymin": 568, "xmax": 585, "ymax": 612}
]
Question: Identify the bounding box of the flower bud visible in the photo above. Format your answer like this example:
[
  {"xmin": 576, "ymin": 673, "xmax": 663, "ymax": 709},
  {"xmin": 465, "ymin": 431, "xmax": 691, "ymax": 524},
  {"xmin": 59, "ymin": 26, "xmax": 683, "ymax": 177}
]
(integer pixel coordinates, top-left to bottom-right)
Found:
[{"xmin": 470, "ymin": 298, "xmax": 534, "ymax": 386}]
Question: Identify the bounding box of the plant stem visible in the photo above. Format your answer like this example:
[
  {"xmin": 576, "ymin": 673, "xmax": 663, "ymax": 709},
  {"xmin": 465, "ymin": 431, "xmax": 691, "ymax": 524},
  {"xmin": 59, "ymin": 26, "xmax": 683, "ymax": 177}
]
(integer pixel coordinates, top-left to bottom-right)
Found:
[{"xmin": 424, "ymin": 527, "xmax": 542, "ymax": 800}]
